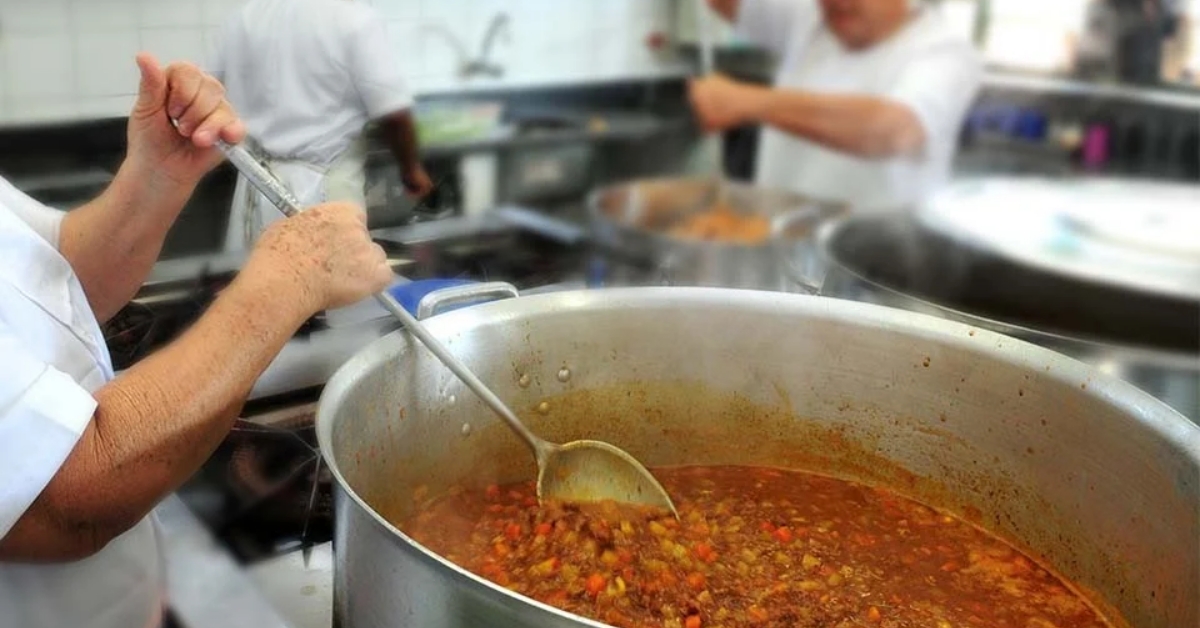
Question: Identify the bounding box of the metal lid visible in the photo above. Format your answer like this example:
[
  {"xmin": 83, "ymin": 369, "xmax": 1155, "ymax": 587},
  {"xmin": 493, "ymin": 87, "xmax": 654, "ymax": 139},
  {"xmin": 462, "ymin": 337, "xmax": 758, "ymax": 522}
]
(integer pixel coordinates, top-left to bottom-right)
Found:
[{"xmin": 917, "ymin": 176, "xmax": 1200, "ymax": 301}]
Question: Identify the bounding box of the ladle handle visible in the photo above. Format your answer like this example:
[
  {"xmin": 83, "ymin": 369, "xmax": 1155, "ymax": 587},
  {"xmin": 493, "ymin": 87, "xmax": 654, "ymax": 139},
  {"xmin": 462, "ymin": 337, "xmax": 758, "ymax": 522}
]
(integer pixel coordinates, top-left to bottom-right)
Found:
[
  {"xmin": 370, "ymin": 292, "xmax": 544, "ymax": 453},
  {"xmin": 216, "ymin": 140, "xmax": 547, "ymax": 458}
]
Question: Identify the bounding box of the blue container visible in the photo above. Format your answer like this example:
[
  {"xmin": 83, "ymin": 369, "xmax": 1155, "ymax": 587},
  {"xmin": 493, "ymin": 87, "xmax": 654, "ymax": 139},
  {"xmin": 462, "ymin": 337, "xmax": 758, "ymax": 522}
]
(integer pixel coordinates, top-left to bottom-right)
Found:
[{"xmin": 385, "ymin": 278, "xmax": 479, "ymax": 317}]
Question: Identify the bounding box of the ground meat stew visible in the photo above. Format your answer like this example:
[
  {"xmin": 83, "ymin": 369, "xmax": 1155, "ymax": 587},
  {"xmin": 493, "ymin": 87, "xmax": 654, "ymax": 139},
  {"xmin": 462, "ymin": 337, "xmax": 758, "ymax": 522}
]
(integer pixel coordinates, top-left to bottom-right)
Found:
[{"xmin": 402, "ymin": 466, "xmax": 1115, "ymax": 628}]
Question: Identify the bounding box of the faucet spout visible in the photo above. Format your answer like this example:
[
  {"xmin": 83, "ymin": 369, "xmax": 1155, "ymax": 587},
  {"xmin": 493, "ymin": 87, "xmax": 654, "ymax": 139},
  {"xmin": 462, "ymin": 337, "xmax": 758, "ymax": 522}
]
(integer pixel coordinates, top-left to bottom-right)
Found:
[{"xmin": 460, "ymin": 12, "xmax": 510, "ymax": 79}]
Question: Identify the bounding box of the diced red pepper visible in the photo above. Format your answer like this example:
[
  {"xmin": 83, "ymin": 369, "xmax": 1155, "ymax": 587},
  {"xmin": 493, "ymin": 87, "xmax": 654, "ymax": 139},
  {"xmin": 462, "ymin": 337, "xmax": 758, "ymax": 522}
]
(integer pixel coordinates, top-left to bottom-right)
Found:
[
  {"xmin": 585, "ymin": 573, "xmax": 608, "ymax": 597},
  {"xmin": 693, "ymin": 542, "xmax": 716, "ymax": 563}
]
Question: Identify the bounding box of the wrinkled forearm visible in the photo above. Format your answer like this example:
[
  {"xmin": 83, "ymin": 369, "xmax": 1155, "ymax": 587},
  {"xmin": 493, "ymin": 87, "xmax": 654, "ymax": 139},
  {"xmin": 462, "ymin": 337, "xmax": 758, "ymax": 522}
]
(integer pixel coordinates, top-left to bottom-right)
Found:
[
  {"xmin": 59, "ymin": 161, "xmax": 197, "ymax": 323},
  {"xmin": 744, "ymin": 86, "xmax": 926, "ymax": 159},
  {"xmin": 0, "ymin": 272, "xmax": 313, "ymax": 562}
]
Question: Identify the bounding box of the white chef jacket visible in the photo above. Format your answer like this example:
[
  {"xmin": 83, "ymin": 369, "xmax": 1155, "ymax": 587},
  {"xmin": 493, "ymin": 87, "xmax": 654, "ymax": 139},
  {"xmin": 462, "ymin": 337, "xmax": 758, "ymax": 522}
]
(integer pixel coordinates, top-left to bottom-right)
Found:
[
  {"xmin": 209, "ymin": 0, "xmax": 413, "ymax": 252},
  {"xmin": 736, "ymin": 0, "xmax": 983, "ymax": 211},
  {"xmin": 0, "ymin": 178, "xmax": 164, "ymax": 628},
  {"xmin": 209, "ymin": 0, "xmax": 412, "ymax": 169}
]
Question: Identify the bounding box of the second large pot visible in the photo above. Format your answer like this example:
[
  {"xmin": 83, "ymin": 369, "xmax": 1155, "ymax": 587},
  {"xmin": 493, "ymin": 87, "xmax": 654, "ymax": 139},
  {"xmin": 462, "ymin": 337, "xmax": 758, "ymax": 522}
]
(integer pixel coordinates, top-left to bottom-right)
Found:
[
  {"xmin": 801, "ymin": 214, "xmax": 1200, "ymax": 421},
  {"xmin": 587, "ymin": 177, "xmax": 842, "ymax": 291},
  {"xmin": 317, "ymin": 287, "xmax": 1199, "ymax": 628}
]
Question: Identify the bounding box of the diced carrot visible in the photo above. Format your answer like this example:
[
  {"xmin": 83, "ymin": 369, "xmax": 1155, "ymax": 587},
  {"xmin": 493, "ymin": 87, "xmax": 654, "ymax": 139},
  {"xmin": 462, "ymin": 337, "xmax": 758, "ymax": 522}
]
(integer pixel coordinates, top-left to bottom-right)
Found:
[
  {"xmin": 686, "ymin": 572, "xmax": 706, "ymax": 591},
  {"xmin": 486, "ymin": 504, "xmax": 504, "ymax": 514},
  {"xmin": 940, "ymin": 561, "xmax": 960, "ymax": 573},
  {"xmin": 585, "ymin": 573, "xmax": 608, "ymax": 597},
  {"xmin": 617, "ymin": 549, "xmax": 634, "ymax": 565},
  {"xmin": 491, "ymin": 542, "xmax": 509, "ymax": 558},
  {"xmin": 759, "ymin": 521, "xmax": 776, "ymax": 534},
  {"xmin": 504, "ymin": 523, "xmax": 522, "ymax": 541},
  {"xmin": 693, "ymin": 542, "xmax": 716, "ymax": 562},
  {"xmin": 773, "ymin": 526, "xmax": 794, "ymax": 544},
  {"xmin": 535, "ymin": 522, "xmax": 553, "ymax": 537},
  {"xmin": 484, "ymin": 484, "xmax": 501, "ymax": 499},
  {"xmin": 748, "ymin": 606, "xmax": 769, "ymax": 622},
  {"xmin": 685, "ymin": 614, "xmax": 702, "ymax": 628},
  {"xmin": 522, "ymin": 496, "xmax": 539, "ymax": 508},
  {"xmin": 866, "ymin": 606, "xmax": 882, "ymax": 623}
]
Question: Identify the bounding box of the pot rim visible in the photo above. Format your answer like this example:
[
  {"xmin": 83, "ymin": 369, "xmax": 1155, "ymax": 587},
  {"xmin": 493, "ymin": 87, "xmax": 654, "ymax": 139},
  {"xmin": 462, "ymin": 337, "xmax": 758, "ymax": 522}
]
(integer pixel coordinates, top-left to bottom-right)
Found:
[{"xmin": 316, "ymin": 287, "xmax": 1200, "ymax": 623}]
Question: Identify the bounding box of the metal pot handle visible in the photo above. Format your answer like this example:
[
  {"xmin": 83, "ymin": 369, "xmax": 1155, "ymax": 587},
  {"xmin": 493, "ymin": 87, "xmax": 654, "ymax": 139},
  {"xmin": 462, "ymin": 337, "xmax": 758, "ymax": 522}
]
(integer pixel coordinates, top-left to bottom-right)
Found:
[
  {"xmin": 416, "ymin": 282, "xmax": 520, "ymax": 320},
  {"xmin": 771, "ymin": 207, "xmax": 827, "ymax": 295}
]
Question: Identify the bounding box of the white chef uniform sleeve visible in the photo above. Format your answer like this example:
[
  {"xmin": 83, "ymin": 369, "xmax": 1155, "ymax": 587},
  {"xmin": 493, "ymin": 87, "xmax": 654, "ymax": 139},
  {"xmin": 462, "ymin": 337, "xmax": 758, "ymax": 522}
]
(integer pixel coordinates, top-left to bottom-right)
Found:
[
  {"xmin": 886, "ymin": 39, "xmax": 984, "ymax": 162},
  {"xmin": 349, "ymin": 17, "xmax": 414, "ymax": 118},
  {"xmin": 734, "ymin": 0, "xmax": 818, "ymax": 59},
  {"xmin": 0, "ymin": 326, "xmax": 97, "ymax": 539},
  {"xmin": 0, "ymin": 177, "xmax": 64, "ymax": 248}
]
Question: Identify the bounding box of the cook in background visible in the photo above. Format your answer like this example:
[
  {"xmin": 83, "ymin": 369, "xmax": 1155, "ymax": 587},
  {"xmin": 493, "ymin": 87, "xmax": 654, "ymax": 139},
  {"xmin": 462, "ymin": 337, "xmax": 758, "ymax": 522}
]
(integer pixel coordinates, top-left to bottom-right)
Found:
[
  {"xmin": 0, "ymin": 55, "xmax": 393, "ymax": 628},
  {"xmin": 691, "ymin": 0, "xmax": 984, "ymax": 211},
  {"xmin": 210, "ymin": 0, "xmax": 435, "ymax": 252}
]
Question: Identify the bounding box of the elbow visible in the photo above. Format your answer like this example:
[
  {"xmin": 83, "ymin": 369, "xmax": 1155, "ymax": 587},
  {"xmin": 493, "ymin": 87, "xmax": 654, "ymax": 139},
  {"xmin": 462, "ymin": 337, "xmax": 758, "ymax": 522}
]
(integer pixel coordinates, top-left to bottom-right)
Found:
[
  {"xmin": 858, "ymin": 108, "xmax": 925, "ymax": 160},
  {"xmin": 0, "ymin": 435, "xmax": 145, "ymax": 562},
  {"xmin": 0, "ymin": 499, "xmax": 137, "ymax": 563}
]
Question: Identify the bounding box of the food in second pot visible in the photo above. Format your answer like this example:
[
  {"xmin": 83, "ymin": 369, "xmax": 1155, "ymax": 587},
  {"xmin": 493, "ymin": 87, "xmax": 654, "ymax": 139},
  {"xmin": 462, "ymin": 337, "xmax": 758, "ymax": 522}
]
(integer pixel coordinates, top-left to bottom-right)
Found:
[
  {"xmin": 402, "ymin": 465, "xmax": 1115, "ymax": 628},
  {"xmin": 668, "ymin": 202, "xmax": 771, "ymax": 244}
]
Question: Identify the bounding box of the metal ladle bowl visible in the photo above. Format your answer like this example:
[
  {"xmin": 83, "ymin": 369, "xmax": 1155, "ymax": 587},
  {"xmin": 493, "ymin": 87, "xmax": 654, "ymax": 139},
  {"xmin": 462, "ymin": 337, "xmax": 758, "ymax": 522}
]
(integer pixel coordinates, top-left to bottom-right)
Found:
[{"xmin": 216, "ymin": 140, "xmax": 677, "ymax": 517}]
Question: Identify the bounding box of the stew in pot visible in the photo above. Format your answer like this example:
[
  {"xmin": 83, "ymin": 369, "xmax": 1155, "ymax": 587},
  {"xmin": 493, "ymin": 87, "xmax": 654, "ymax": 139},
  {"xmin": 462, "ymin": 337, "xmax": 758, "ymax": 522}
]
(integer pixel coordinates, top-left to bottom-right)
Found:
[{"xmin": 402, "ymin": 466, "xmax": 1116, "ymax": 628}]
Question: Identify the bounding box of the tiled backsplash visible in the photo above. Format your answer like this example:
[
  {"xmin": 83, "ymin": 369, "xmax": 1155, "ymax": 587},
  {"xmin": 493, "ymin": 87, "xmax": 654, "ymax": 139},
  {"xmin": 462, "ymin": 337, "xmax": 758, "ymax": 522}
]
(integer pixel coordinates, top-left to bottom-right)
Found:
[{"xmin": 0, "ymin": 0, "xmax": 686, "ymax": 126}]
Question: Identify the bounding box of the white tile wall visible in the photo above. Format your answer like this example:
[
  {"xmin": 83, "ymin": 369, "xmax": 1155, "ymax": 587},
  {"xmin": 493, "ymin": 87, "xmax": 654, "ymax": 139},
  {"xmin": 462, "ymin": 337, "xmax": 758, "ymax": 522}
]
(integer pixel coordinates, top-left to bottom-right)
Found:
[{"xmin": 0, "ymin": 0, "xmax": 686, "ymax": 127}]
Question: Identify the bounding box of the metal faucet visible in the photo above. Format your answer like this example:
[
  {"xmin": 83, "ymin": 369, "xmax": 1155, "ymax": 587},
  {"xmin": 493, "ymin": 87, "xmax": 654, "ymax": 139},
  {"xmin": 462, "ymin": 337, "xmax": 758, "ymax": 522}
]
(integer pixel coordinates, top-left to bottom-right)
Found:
[{"xmin": 460, "ymin": 13, "xmax": 510, "ymax": 79}]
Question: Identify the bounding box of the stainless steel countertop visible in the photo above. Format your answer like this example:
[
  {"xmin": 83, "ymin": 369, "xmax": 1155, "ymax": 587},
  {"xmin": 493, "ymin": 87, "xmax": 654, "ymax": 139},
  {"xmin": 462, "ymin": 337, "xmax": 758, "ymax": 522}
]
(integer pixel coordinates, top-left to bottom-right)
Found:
[{"xmin": 246, "ymin": 544, "xmax": 335, "ymax": 628}]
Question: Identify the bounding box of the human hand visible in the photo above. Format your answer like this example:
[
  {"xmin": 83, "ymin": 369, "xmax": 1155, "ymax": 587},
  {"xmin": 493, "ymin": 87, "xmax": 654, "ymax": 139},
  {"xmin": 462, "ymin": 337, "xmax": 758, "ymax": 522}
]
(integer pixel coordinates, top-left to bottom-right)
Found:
[
  {"xmin": 401, "ymin": 165, "xmax": 435, "ymax": 198},
  {"xmin": 244, "ymin": 203, "xmax": 393, "ymax": 312},
  {"xmin": 125, "ymin": 53, "xmax": 245, "ymax": 191},
  {"xmin": 688, "ymin": 74, "xmax": 764, "ymax": 132}
]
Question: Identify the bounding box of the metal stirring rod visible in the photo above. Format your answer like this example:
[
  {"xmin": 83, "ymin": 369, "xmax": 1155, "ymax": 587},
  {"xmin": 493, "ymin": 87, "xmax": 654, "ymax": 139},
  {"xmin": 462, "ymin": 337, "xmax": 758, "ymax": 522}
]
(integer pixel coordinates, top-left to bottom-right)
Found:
[{"xmin": 215, "ymin": 138, "xmax": 549, "ymax": 472}]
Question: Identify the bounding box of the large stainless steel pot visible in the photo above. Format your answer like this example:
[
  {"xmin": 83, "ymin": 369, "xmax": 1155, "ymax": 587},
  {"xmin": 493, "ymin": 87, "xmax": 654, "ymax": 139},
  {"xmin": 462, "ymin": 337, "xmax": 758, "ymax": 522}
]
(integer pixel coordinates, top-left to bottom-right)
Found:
[
  {"xmin": 317, "ymin": 287, "xmax": 1199, "ymax": 628},
  {"xmin": 587, "ymin": 177, "xmax": 843, "ymax": 291},
  {"xmin": 796, "ymin": 214, "xmax": 1200, "ymax": 421}
]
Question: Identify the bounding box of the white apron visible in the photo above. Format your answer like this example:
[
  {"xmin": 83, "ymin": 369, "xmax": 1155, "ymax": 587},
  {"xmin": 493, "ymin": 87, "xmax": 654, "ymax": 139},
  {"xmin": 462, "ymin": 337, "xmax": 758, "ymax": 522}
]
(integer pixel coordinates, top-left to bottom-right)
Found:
[{"xmin": 223, "ymin": 136, "xmax": 368, "ymax": 252}]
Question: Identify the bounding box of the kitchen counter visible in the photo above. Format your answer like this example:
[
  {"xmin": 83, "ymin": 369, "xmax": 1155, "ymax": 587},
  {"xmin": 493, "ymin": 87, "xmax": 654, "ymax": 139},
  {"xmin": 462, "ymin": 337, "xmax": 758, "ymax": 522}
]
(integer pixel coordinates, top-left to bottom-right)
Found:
[
  {"xmin": 371, "ymin": 110, "xmax": 693, "ymax": 161},
  {"xmin": 246, "ymin": 544, "xmax": 335, "ymax": 628}
]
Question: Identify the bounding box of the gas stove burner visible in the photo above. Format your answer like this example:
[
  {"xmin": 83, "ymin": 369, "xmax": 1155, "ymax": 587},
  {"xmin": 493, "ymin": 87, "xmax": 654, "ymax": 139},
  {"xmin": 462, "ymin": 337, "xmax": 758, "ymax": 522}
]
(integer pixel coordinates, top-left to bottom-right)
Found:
[{"xmin": 210, "ymin": 413, "xmax": 335, "ymax": 561}]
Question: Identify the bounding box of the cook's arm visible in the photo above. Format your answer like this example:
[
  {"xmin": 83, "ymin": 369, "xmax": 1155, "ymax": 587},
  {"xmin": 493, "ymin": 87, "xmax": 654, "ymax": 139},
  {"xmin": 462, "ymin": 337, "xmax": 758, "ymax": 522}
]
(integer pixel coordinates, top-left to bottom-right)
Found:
[
  {"xmin": 59, "ymin": 163, "xmax": 198, "ymax": 324},
  {"xmin": 0, "ymin": 271, "xmax": 309, "ymax": 562},
  {"xmin": 690, "ymin": 42, "xmax": 983, "ymax": 161},
  {"xmin": 741, "ymin": 86, "xmax": 927, "ymax": 159},
  {"xmin": 60, "ymin": 55, "xmax": 244, "ymax": 324},
  {"xmin": 0, "ymin": 205, "xmax": 392, "ymax": 563},
  {"xmin": 381, "ymin": 110, "xmax": 433, "ymax": 196}
]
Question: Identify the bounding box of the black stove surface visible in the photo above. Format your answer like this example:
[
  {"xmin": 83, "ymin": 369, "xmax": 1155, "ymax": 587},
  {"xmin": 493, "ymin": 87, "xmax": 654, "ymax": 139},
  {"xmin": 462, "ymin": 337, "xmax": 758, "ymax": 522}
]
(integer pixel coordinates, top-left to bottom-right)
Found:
[{"xmin": 176, "ymin": 398, "xmax": 331, "ymax": 564}]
